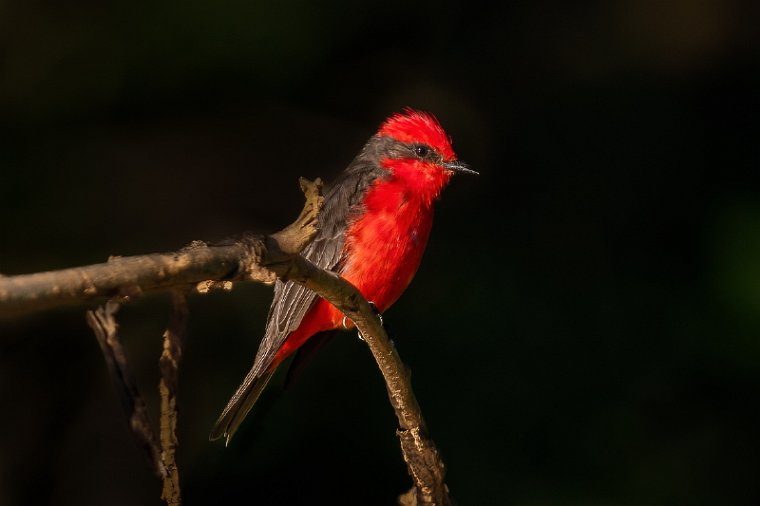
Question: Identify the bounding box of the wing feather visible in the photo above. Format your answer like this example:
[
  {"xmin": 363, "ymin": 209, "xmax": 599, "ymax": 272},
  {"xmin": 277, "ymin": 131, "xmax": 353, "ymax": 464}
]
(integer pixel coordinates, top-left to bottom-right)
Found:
[
  {"xmin": 210, "ymin": 135, "xmax": 396, "ymax": 441},
  {"xmin": 249, "ymin": 164, "xmax": 384, "ymax": 377}
]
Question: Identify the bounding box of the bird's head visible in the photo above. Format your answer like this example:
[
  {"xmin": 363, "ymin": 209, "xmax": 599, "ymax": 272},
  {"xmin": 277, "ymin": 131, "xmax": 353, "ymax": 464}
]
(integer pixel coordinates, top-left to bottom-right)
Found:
[
  {"xmin": 378, "ymin": 109, "xmax": 476, "ymax": 175},
  {"xmin": 377, "ymin": 109, "xmax": 477, "ymax": 200},
  {"xmin": 373, "ymin": 109, "xmax": 476, "ymax": 202}
]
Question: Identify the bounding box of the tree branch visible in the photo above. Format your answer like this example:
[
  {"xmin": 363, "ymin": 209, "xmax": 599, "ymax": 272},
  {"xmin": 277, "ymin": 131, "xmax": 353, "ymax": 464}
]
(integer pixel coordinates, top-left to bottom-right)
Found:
[
  {"xmin": 86, "ymin": 300, "xmax": 166, "ymax": 478},
  {"xmin": 0, "ymin": 177, "xmax": 323, "ymax": 318},
  {"xmin": 159, "ymin": 290, "xmax": 188, "ymax": 506},
  {"xmin": 1, "ymin": 177, "xmax": 453, "ymax": 504},
  {"xmin": 265, "ymin": 254, "xmax": 452, "ymax": 505}
]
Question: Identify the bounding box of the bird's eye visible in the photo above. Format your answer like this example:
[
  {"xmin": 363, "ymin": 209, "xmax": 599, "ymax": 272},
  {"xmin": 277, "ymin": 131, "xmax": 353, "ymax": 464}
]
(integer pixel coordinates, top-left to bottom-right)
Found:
[{"xmin": 414, "ymin": 145, "xmax": 430, "ymax": 158}]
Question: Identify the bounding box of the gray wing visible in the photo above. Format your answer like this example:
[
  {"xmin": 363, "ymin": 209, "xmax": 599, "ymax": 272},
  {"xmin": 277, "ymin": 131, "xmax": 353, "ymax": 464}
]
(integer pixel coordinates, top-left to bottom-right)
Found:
[
  {"xmin": 210, "ymin": 178, "xmax": 364, "ymax": 442},
  {"xmin": 210, "ymin": 134, "xmax": 400, "ymax": 442},
  {"xmin": 248, "ymin": 157, "xmax": 387, "ymax": 378},
  {"xmin": 251, "ymin": 217, "xmax": 345, "ymax": 376}
]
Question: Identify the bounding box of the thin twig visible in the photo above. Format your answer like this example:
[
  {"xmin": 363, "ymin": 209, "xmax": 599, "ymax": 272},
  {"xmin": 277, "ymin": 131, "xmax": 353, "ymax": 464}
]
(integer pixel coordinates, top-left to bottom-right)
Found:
[
  {"xmin": 86, "ymin": 300, "xmax": 166, "ymax": 478},
  {"xmin": 159, "ymin": 290, "xmax": 188, "ymax": 506}
]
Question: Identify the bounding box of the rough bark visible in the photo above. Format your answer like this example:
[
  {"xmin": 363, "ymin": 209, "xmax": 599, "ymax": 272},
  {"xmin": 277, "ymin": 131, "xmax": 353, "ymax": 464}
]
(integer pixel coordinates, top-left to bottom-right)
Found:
[{"xmin": 1, "ymin": 177, "xmax": 453, "ymax": 505}]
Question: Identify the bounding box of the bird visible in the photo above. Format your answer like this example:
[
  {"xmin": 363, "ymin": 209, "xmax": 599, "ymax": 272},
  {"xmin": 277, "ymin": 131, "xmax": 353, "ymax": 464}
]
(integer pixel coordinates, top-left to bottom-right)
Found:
[{"xmin": 210, "ymin": 109, "xmax": 476, "ymax": 444}]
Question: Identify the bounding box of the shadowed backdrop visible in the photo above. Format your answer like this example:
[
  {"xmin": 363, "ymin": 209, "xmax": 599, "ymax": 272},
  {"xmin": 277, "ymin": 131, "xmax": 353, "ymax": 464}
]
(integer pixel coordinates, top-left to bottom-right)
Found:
[{"xmin": 1, "ymin": 1, "xmax": 759, "ymax": 505}]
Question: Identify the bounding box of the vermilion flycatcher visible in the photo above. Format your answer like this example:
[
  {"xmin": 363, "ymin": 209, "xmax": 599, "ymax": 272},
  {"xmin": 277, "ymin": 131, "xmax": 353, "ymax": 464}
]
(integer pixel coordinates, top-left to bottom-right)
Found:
[{"xmin": 210, "ymin": 109, "xmax": 475, "ymax": 444}]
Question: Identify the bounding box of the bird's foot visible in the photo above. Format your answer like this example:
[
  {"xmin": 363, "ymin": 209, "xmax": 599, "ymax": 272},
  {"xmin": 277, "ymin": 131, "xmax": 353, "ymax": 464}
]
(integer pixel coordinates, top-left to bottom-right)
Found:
[{"xmin": 354, "ymin": 301, "xmax": 383, "ymax": 342}]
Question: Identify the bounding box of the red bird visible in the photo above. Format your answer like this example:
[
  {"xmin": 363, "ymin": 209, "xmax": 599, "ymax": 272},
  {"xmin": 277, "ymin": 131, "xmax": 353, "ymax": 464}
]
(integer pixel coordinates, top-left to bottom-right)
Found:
[{"xmin": 210, "ymin": 109, "xmax": 475, "ymax": 444}]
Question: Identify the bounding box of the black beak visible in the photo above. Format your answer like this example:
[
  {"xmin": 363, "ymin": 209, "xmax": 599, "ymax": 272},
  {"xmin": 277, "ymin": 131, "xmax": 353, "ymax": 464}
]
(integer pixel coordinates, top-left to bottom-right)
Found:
[{"xmin": 443, "ymin": 160, "xmax": 478, "ymax": 175}]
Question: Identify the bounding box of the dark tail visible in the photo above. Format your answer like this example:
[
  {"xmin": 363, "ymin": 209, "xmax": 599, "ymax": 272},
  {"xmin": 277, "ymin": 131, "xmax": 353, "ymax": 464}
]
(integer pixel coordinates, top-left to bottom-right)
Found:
[{"xmin": 209, "ymin": 367, "xmax": 277, "ymax": 445}]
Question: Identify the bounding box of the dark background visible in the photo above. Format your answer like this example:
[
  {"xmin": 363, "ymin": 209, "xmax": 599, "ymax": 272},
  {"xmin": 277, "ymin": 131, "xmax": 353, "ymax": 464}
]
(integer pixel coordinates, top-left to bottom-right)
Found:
[{"xmin": 2, "ymin": 1, "xmax": 760, "ymax": 505}]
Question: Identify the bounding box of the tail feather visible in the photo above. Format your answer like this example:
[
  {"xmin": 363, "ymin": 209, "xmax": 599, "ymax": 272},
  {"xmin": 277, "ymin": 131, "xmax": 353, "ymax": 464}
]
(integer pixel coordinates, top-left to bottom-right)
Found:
[{"xmin": 209, "ymin": 368, "xmax": 276, "ymax": 445}]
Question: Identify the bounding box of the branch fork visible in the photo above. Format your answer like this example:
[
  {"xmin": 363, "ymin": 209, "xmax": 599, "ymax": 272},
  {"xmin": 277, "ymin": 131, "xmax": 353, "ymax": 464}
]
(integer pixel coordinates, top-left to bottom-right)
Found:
[{"xmin": 1, "ymin": 177, "xmax": 453, "ymax": 506}]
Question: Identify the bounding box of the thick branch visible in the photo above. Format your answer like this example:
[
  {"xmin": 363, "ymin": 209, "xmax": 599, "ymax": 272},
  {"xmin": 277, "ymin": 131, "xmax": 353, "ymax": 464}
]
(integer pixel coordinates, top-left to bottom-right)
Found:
[
  {"xmin": 0, "ymin": 178, "xmax": 322, "ymax": 318},
  {"xmin": 0, "ymin": 245, "xmax": 240, "ymax": 316}
]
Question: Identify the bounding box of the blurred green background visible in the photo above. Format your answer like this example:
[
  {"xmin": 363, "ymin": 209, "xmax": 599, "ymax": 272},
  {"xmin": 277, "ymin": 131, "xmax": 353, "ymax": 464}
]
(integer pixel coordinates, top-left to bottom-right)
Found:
[{"xmin": 2, "ymin": 1, "xmax": 760, "ymax": 505}]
